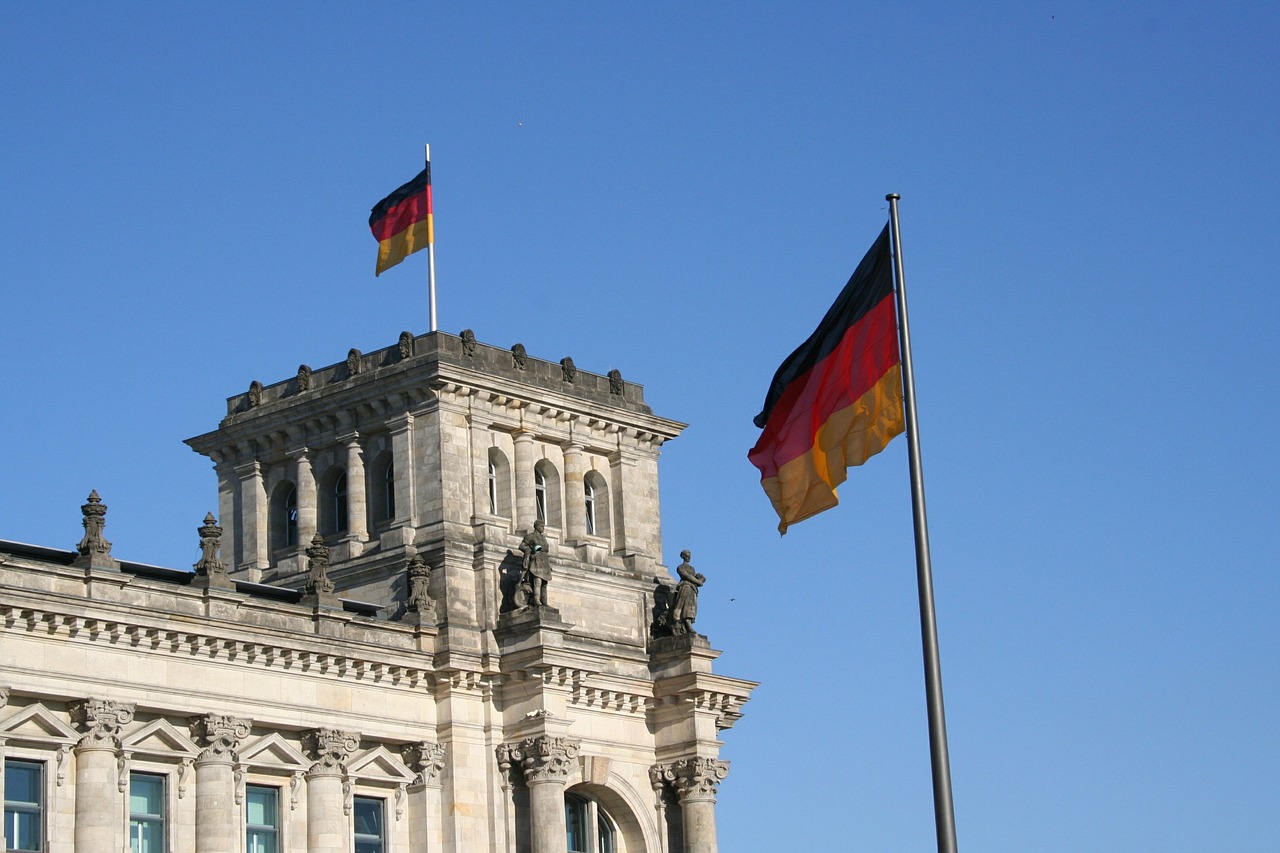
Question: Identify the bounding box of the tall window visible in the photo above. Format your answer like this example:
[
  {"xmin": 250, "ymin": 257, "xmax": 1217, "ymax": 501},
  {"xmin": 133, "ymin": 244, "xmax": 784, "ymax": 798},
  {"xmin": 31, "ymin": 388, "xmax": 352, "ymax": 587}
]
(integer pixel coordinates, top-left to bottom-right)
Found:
[
  {"xmin": 487, "ymin": 448, "xmax": 511, "ymax": 518},
  {"xmin": 370, "ymin": 453, "xmax": 396, "ymax": 525},
  {"xmin": 584, "ymin": 478, "xmax": 597, "ymax": 535},
  {"xmin": 4, "ymin": 759, "xmax": 42, "ymax": 852},
  {"xmin": 321, "ymin": 471, "xmax": 349, "ymax": 536},
  {"xmin": 383, "ymin": 459, "xmax": 396, "ymax": 521},
  {"xmin": 285, "ymin": 487, "xmax": 298, "ymax": 547},
  {"xmin": 534, "ymin": 467, "xmax": 548, "ymax": 524},
  {"xmin": 565, "ymin": 793, "xmax": 615, "ymax": 853},
  {"xmin": 353, "ymin": 797, "xmax": 385, "ymax": 853},
  {"xmin": 488, "ymin": 458, "xmax": 498, "ymax": 515},
  {"xmin": 246, "ymin": 785, "xmax": 279, "ymax": 853},
  {"xmin": 129, "ymin": 773, "xmax": 166, "ymax": 853}
]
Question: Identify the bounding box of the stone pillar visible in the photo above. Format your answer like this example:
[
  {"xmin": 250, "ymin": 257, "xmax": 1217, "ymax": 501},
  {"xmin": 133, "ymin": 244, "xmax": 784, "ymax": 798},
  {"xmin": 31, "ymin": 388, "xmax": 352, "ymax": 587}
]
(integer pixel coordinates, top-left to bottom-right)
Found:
[
  {"xmin": 71, "ymin": 699, "xmax": 134, "ymax": 853},
  {"xmin": 303, "ymin": 729, "xmax": 360, "ymax": 853},
  {"xmin": 561, "ymin": 443, "xmax": 586, "ymax": 542},
  {"xmin": 191, "ymin": 714, "xmax": 251, "ymax": 853},
  {"xmin": 342, "ymin": 434, "xmax": 369, "ymax": 547},
  {"xmin": 235, "ymin": 461, "xmax": 269, "ymax": 577},
  {"xmin": 671, "ymin": 758, "xmax": 728, "ymax": 853},
  {"xmin": 388, "ymin": 413, "xmax": 417, "ymax": 531},
  {"xmin": 293, "ymin": 448, "xmax": 318, "ymax": 550},
  {"xmin": 513, "ymin": 736, "xmax": 579, "ymax": 853},
  {"xmin": 513, "ymin": 430, "xmax": 536, "ymax": 530},
  {"xmin": 403, "ymin": 741, "xmax": 447, "ymax": 851}
]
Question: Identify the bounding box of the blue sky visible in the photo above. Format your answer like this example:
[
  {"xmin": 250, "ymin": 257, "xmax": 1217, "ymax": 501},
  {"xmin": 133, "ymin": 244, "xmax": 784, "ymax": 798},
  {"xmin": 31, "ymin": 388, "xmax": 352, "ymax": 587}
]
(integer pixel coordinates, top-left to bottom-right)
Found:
[{"xmin": 2, "ymin": 2, "xmax": 1277, "ymax": 850}]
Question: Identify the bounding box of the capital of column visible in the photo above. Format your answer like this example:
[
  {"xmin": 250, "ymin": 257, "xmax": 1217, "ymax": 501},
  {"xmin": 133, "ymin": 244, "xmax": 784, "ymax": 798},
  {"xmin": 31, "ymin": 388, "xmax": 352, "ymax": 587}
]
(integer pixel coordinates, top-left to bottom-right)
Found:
[
  {"xmin": 190, "ymin": 714, "xmax": 251, "ymax": 766},
  {"xmin": 669, "ymin": 757, "xmax": 729, "ymax": 803},
  {"xmin": 498, "ymin": 735, "xmax": 580, "ymax": 785},
  {"xmin": 402, "ymin": 741, "xmax": 446, "ymax": 788},
  {"xmin": 302, "ymin": 728, "xmax": 360, "ymax": 778},
  {"xmin": 232, "ymin": 460, "xmax": 263, "ymax": 481},
  {"xmin": 70, "ymin": 698, "xmax": 135, "ymax": 751}
]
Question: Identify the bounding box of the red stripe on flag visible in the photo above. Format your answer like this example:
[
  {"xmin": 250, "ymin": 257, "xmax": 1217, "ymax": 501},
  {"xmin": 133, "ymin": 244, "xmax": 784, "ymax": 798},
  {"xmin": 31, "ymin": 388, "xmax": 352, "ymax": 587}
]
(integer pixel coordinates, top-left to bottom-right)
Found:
[{"xmin": 370, "ymin": 185, "xmax": 433, "ymax": 242}]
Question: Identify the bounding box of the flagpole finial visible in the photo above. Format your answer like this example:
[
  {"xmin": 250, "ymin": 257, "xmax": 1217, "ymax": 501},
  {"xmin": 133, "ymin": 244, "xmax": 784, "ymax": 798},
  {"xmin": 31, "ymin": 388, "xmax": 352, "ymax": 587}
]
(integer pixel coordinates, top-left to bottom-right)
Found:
[
  {"xmin": 886, "ymin": 193, "xmax": 900, "ymax": 201},
  {"xmin": 424, "ymin": 143, "xmax": 431, "ymax": 162}
]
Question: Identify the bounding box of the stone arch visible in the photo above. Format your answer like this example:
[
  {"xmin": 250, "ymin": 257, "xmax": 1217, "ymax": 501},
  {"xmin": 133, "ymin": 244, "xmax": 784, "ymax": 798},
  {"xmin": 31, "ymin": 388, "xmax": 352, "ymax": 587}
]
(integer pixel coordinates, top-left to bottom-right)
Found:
[{"xmin": 566, "ymin": 776, "xmax": 658, "ymax": 853}]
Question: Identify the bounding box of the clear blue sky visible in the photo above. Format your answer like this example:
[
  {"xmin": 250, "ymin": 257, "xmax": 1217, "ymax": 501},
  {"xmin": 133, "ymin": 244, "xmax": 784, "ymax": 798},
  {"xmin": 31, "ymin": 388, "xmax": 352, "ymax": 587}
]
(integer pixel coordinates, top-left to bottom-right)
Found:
[{"xmin": 2, "ymin": 2, "xmax": 1277, "ymax": 850}]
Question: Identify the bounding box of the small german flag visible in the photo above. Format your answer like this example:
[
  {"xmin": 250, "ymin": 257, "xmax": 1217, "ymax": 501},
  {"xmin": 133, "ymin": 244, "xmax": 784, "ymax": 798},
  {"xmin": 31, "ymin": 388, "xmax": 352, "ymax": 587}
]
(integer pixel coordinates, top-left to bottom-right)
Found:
[
  {"xmin": 369, "ymin": 163, "xmax": 433, "ymax": 276},
  {"xmin": 748, "ymin": 225, "xmax": 905, "ymax": 533}
]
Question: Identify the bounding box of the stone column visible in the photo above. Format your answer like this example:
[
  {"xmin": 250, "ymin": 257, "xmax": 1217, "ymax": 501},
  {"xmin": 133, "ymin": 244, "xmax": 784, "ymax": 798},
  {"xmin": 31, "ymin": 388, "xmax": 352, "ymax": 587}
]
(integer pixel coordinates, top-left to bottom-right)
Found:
[
  {"xmin": 513, "ymin": 430, "xmax": 536, "ymax": 530},
  {"xmin": 561, "ymin": 443, "xmax": 586, "ymax": 542},
  {"xmin": 293, "ymin": 448, "xmax": 318, "ymax": 550},
  {"xmin": 303, "ymin": 729, "xmax": 360, "ymax": 853},
  {"xmin": 388, "ymin": 413, "xmax": 418, "ymax": 532},
  {"xmin": 235, "ymin": 460, "xmax": 269, "ymax": 577},
  {"xmin": 342, "ymin": 434, "xmax": 369, "ymax": 547},
  {"xmin": 671, "ymin": 758, "xmax": 728, "ymax": 853},
  {"xmin": 403, "ymin": 741, "xmax": 447, "ymax": 851},
  {"xmin": 515, "ymin": 736, "xmax": 578, "ymax": 853},
  {"xmin": 71, "ymin": 699, "xmax": 134, "ymax": 853},
  {"xmin": 191, "ymin": 714, "xmax": 251, "ymax": 853}
]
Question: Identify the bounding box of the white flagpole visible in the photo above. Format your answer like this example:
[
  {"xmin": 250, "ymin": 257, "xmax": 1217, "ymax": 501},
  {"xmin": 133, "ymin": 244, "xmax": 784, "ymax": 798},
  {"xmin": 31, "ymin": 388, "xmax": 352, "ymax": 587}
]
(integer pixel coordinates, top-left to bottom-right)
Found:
[
  {"xmin": 886, "ymin": 193, "xmax": 958, "ymax": 853},
  {"xmin": 425, "ymin": 143, "xmax": 437, "ymax": 332}
]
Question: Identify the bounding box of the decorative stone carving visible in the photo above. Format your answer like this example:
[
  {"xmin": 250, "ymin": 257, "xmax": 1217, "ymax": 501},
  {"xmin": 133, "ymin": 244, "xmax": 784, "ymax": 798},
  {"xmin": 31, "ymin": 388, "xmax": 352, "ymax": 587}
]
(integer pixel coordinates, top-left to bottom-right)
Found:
[
  {"xmin": 669, "ymin": 550, "xmax": 705, "ymax": 635},
  {"xmin": 518, "ymin": 520, "xmax": 552, "ymax": 608},
  {"xmin": 303, "ymin": 728, "xmax": 360, "ymax": 777},
  {"xmin": 560, "ymin": 356, "xmax": 577, "ymax": 383},
  {"xmin": 405, "ymin": 554, "xmax": 436, "ymax": 621},
  {"xmin": 398, "ymin": 331, "xmax": 415, "ymax": 360},
  {"xmin": 608, "ymin": 369, "xmax": 624, "ymax": 395},
  {"xmin": 297, "ymin": 364, "xmax": 312, "ymax": 392},
  {"xmin": 670, "ymin": 757, "xmax": 729, "ymax": 802},
  {"xmin": 497, "ymin": 736, "xmax": 580, "ymax": 785},
  {"xmin": 190, "ymin": 714, "xmax": 251, "ymax": 765},
  {"xmin": 346, "ymin": 348, "xmax": 363, "ymax": 376},
  {"xmin": 70, "ymin": 698, "xmax": 135, "ymax": 749},
  {"xmin": 0, "ymin": 686, "xmax": 9, "ymax": 708},
  {"xmin": 304, "ymin": 533, "xmax": 335, "ymax": 596},
  {"xmin": 74, "ymin": 490, "xmax": 116, "ymax": 569},
  {"xmin": 193, "ymin": 513, "xmax": 233, "ymax": 588},
  {"xmin": 512, "ymin": 343, "xmax": 528, "ymax": 370},
  {"xmin": 248, "ymin": 380, "xmax": 263, "ymax": 408},
  {"xmin": 402, "ymin": 741, "xmax": 446, "ymax": 788},
  {"xmin": 460, "ymin": 328, "xmax": 477, "ymax": 356}
]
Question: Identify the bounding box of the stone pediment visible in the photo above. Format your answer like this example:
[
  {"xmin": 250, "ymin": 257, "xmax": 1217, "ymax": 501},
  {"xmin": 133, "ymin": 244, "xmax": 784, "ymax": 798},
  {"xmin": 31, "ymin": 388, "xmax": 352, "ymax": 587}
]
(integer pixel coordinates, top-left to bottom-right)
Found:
[
  {"xmin": 0, "ymin": 703, "xmax": 78, "ymax": 745},
  {"xmin": 122, "ymin": 719, "xmax": 199, "ymax": 758},
  {"xmin": 348, "ymin": 744, "xmax": 415, "ymax": 784},
  {"xmin": 239, "ymin": 732, "xmax": 309, "ymax": 771}
]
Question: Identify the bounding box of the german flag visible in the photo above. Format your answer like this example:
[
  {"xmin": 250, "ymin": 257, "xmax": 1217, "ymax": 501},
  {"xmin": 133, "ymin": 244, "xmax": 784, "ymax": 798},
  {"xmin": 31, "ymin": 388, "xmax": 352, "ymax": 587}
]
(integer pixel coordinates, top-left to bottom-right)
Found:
[
  {"xmin": 748, "ymin": 225, "xmax": 905, "ymax": 533},
  {"xmin": 369, "ymin": 164, "xmax": 433, "ymax": 276}
]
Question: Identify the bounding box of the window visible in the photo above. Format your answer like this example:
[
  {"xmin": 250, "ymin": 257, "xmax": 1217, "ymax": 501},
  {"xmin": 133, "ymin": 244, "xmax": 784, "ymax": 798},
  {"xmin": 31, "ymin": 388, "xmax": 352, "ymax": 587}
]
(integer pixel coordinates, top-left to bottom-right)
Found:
[
  {"xmin": 584, "ymin": 478, "xmax": 596, "ymax": 535},
  {"xmin": 321, "ymin": 471, "xmax": 349, "ymax": 536},
  {"xmin": 486, "ymin": 448, "xmax": 512, "ymax": 518},
  {"xmin": 382, "ymin": 459, "xmax": 395, "ymax": 521},
  {"xmin": 370, "ymin": 453, "xmax": 395, "ymax": 525},
  {"xmin": 272, "ymin": 484, "xmax": 299, "ymax": 552},
  {"xmin": 353, "ymin": 797, "xmax": 384, "ymax": 853},
  {"xmin": 4, "ymin": 759, "xmax": 42, "ymax": 852},
  {"xmin": 565, "ymin": 793, "xmax": 615, "ymax": 853},
  {"xmin": 129, "ymin": 773, "xmax": 166, "ymax": 853},
  {"xmin": 487, "ymin": 458, "xmax": 498, "ymax": 515},
  {"xmin": 534, "ymin": 467, "xmax": 547, "ymax": 524},
  {"xmin": 246, "ymin": 786, "xmax": 279, "ymax": 853},
  {"xmin": 583, "ymin": 471, "xmax": 609, "ymax": 539}
]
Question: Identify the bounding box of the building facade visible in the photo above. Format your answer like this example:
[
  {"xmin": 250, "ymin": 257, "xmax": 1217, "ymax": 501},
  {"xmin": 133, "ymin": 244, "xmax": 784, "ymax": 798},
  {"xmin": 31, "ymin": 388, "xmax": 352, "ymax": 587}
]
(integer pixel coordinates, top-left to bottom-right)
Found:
[{"xmin": 0, "ymin": 330, "xmax": 755, "ymax": 853}]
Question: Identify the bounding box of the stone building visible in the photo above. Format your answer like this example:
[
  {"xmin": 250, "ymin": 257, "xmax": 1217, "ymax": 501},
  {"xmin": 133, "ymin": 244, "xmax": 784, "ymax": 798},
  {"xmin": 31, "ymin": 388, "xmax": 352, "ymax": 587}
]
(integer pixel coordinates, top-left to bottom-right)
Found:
[{"xmin": 0, "ymin": 330, "xmax": 756, "ymax": 853}]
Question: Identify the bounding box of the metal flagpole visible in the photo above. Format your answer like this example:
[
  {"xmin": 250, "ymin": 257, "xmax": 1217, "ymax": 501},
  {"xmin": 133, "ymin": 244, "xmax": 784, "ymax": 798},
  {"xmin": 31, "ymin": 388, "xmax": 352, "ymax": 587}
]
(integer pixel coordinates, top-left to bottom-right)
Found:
[
  {"xmin": 886, "ymin": 193, "xmax": 958, "ymax": 853},
  {"xmin": 425, "ymin": 143, "xmax": 437, "ymax": 332}
]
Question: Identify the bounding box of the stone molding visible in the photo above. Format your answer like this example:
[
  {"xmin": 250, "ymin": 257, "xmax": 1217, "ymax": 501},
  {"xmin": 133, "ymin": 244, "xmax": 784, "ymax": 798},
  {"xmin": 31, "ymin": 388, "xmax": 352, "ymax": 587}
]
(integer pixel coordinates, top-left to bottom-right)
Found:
[
  {"xmin": 70, "ymin": 698, "xmax": 135, "ymax": 750},
  {"xmin": 652, "ymin": 758, "xmax": 730, "ymax": 803},
  {"xmin": 496, "ymin": 735, "xmax": 581, "ymax": 785},
  {"xmin": 303, "ymin": 728, "xmax": 360, "ymax": 777},
  {"xmin": 190, "ymin": 714, "xmax": 251, "ymax": 766},
  {"xmin": 402, "ymin": 741, "xmax": 447, "ymax": 788}
]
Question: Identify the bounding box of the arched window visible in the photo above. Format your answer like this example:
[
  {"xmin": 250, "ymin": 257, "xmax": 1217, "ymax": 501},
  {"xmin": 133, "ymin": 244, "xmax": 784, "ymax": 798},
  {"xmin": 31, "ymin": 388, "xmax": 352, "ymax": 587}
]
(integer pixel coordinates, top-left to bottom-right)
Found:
[
  {"xmin": 320, "ymin": 470, "xmax": 348, "ymax": 536},
  {"xmin": 583, "ymin": 470, "xmax": 610, "ymax": 540},
  {"xmin": 565, "ymin": 793, "xmax": 616, "ymax": 853},
  {"xmin": 369, "ymin": 452, "xmax": 395, "ymax": 525},
  {"xmin": 534, "ymin": 459, "xmax": 562, "ymax": 528},
  {"xmin": 270, "ymin": 482, "xmax": 299, "ymax": 553},
  {"xmin": 487, "ymin": 447, "xmax": 512, "ymax": 518}
]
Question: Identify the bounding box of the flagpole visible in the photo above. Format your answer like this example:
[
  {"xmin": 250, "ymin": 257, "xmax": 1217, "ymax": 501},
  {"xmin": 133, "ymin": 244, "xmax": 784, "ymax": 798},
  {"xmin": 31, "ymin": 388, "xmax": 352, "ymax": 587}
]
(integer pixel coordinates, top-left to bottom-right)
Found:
[
  {"xmin": 886, "ymin": 193, "xmax": 958, "ymax": 853},
  {"xmin": 425, "ymin": 143, "xmax": 438, "ymax": 332}
]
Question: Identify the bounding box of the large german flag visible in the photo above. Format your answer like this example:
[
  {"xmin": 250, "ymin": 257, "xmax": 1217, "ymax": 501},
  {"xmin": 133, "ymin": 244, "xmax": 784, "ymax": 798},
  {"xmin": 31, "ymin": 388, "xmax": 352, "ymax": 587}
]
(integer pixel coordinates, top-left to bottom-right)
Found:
[
  {"xmin": 748, "ymin": 225, "xmax": 905, "ymax": 533},
  {"xmin": 369, "ymin": 164, "xmax": 433, "ymax": 276}
]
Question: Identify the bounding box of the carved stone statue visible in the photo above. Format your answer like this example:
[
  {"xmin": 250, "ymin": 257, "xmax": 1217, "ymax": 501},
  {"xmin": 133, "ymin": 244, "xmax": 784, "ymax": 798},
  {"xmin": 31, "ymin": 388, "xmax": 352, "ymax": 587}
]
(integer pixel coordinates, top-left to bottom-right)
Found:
[
  {"xmin": 247, "ymin": 380, "xmax": 263, "ymax": 408},
  {"xmin": 669, "ymin": 550, "xmax": 705, "ymax": 635},
  {"xmin": 304, "ymin": 534, "xmax": 334, "ymax": 596},
  {"xmin": 193, "ymin": 513, "xmax": 233, "ymax": 588},
  {"xmin": 608, "ymin": 369, "xmax": 624, "ymax": 395},
  {"xmin": 346, "ymin": 348, "xmax": 362, "ymax": 376},
  {"xmin": 397, "ymin": 331, "xmax": 415, "ymax": 360},
  {"xmin": 296, "ymin": 364, "xmax": 312, "ymax": 392},
  {"xmin": 519, "ymin": 520, "xmax": 551, "ymax": 607},
  {"xmin": 560, "ymin": 356, "xmax": 577, "ymax": 383},
  {"xmin": 511, "ymin": 343, "xmax": 528, "ymax": 370},
  {"xmin": 405, "ymin": 554, "xmax": 436, "ymax": 620},
  {"xmin": 460, "ymin": 329, "xmax": 477, "ymax": 357}
]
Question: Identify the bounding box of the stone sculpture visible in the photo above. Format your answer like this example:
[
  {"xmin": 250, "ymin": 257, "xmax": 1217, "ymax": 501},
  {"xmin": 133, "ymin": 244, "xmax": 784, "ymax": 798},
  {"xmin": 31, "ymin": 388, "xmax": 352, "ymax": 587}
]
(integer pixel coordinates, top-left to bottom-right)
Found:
[
  {"xmin": 669, "ymin": 550, "xmax": 705, "ymax": 635},
  {"xmin": 519, "ymin": 520, "xmax": 551, "ymax": 607}
]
